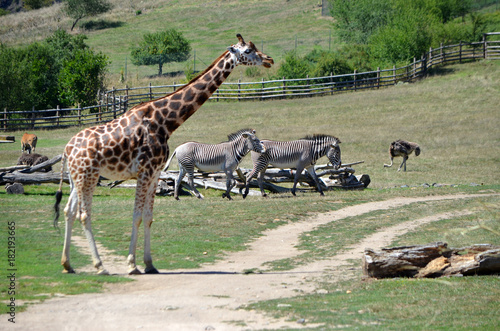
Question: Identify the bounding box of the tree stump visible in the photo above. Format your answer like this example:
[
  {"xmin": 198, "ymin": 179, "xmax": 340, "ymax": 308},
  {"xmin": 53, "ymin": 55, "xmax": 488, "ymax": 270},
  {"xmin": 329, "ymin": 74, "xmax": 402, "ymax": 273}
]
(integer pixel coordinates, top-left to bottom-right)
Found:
[{"xmin": 363, "ymin": 242, "xmax": 500, "ymax": 278}]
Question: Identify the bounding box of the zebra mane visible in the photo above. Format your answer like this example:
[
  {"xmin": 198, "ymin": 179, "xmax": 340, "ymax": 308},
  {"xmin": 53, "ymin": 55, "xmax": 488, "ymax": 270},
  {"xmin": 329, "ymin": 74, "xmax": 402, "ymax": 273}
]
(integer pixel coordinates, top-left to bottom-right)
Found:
[
  {"xmin": 301, "ymin": 134, "xmax": 341, "ymax": 143},
  {"xmin": 227, "ymin": 128, "xmax": 255, "ymax": 141}
]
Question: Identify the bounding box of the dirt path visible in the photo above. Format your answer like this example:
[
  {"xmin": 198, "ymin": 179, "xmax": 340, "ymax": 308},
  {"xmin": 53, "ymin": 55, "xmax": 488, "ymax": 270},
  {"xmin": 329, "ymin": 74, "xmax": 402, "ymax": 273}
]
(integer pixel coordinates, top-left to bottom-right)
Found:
[{"xmin": 13, "ymin": 194, "xmax": 496, "ymax": 331}]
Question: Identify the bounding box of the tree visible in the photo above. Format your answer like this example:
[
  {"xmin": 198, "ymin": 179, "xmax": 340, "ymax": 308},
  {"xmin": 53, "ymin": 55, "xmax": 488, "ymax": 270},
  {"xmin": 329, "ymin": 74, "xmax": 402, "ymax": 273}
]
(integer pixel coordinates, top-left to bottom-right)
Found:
[
  {"xmin": 64, "ymin": 0, "xmax": 112, "ymax": 31},
  {"xmin": 131, "ymin": 29, "xmax": 191, "ymax": 76},
  {"xmin": 58, "ymin": 48, "xmax": 108, "ymax": 107}
]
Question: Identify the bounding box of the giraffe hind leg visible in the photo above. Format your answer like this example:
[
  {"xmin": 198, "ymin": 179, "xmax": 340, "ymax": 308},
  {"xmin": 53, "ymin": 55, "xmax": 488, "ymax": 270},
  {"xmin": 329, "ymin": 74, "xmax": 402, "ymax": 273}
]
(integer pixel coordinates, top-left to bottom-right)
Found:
[
  {"xmin": 61, "ymin": 185, "xmax": 78, "ymax": 273},
  {"xmin": 79, "ymin": 175, "xmax": 109, "ymax": 275},
  {"xmin": 142, "ymin": 176, "xmax": 159, "ymax": 274}
]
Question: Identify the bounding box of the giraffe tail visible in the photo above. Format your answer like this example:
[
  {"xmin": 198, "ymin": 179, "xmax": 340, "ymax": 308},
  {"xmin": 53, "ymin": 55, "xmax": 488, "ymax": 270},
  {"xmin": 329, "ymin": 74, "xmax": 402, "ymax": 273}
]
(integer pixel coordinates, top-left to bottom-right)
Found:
[
  {"xmin": 53, "ymin": 153, "xmax": 66, "ymax": 228},
  {"xmin": 163, "ymin": 149, "xmax": 177, "ymax": 171}
]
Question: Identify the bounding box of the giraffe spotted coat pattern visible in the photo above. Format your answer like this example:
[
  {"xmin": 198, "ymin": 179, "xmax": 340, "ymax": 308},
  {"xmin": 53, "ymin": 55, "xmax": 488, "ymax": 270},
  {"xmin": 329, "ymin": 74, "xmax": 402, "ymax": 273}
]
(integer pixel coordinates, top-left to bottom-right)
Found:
[{"xmin": 54, "ymin": 34, "xmax": 273, "ymax": 275}]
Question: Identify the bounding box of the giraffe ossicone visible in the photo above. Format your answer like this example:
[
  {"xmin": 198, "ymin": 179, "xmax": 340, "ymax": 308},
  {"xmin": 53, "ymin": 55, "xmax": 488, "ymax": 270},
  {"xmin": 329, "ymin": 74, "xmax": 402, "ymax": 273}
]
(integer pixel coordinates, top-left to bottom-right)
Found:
[{"xmin": 53, "ymin": 34, "xmax": 273, "ymax": 275}]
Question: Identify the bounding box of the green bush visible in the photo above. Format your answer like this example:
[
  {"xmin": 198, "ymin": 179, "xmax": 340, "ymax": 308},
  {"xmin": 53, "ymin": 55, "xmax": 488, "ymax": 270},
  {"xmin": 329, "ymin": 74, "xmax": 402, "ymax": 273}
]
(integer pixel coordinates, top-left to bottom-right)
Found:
[
  {"xmin": 58, "ymin": 49, "xmax": 108, "ymax": 108},
  {"xmin": 275, "ymin": 51, "xmax": 311, "ymax": 80},
  {"xmin": 0, "ymin": 30, "xmax": 108, "ymax": 112}
]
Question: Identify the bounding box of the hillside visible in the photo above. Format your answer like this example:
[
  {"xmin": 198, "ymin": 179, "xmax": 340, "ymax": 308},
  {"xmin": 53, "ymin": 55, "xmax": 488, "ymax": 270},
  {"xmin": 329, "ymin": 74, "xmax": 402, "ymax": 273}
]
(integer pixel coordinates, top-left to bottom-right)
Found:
[{"xmin": 0, "ymin": 0, "xmax": 334, "ymax": 86}]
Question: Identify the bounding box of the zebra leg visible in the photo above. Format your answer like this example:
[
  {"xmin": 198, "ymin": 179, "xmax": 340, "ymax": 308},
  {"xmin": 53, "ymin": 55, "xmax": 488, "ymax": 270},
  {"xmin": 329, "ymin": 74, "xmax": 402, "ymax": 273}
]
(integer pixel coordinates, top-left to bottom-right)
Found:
[
  {"xmin": 291, "ymin": 166, "xmax": 305, "ymax": 196},
  {"xmin": 174, "ymin": 166, "xmax": 186, "ymax": 200},
  {"xmin": 188, "ymin": 171, "xmax": 204, "ymax": 199},
  {"xmin": 306, "ymin": 165, "xmax": 324, "ymax": 196},
  {"xmin": 257, "ymin": 170, "xmax": 268, "ymax": 197},
  {"xmin": 398, "ymin": 156, "xmax": 408, "ymax": 172},
  {"xmin": 222, "ymin": 172, "xmax": 234, "ymax": 200}
]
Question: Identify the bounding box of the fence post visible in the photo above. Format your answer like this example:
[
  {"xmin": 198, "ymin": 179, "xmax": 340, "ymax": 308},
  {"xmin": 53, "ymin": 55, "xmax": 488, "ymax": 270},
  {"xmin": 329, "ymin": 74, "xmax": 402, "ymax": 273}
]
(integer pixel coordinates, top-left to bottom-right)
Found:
[
  {"xmin": 483, "ymin": 33, "xmax": 487, "ymax": 59},
  {"xmin": 3, "ymin": 108, "xmax": 7, "ymax": 130},
  {"xmin": 353, "ymin": 70, "xmax": 357, "ymax": 91},
  {"xmin": 31, "ymin": 106, "xmax": 35, "ymax": 129},
  {"xmin": 330, "ymin": 72, "xmax": 334, "ymax": 95},
  {"xmin": 99, "ymin": 100, "xmax": 103, "ymax": 123},
  {"xmin": 429, "ymin": 46, "xmax": 433, "ymax": 68},
  {"xmin": 377, "ymin": 67, "xmax": 380, "ymax": 89},
  {"xmin": 238, "ymin": 79, "xmax": 241, "ymax": 101},
  {"xmin": 112, "ymin": 88, "xmax": 116, "ymax": 119},
  {"xmin": 125, "ymin": 85, "xmax": 129, "ymax": 113},
  {"xmin": 306, "ymin": 75, "xmax": 311, "ymax": 96},
  {"xmin": 56, "ymin": 105, "xmax": 60, "ymax": 128},
  {"xmin": 421, "ymin": 54, "xmax": 427, "ymax": 76},
  {"xmin": 459, "ymin": 41, "xmax": 463, "ymax": 63},
  {"xmin": 261, "ymin": 78, "xmax": 265, "ymax": 101},
  {"xmin": 282, "ymin": 77, "xmax": 286, "ymax": 99},
  {"xmin": 149, "ymin": 82, "xmax": 153, "ymax": 100},
  {"xmin": 78, "ymin": 104, "xmax": 82, "ymax": 126},
  {"xmin": 441, "ymin": 43, "xmax": 445, "ymax": 64}
]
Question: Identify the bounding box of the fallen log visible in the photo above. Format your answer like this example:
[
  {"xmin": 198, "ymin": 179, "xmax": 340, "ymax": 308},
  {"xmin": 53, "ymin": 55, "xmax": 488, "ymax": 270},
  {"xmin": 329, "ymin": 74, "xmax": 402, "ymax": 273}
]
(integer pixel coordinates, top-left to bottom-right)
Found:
[
  {"xmin": 0, "ymin": 171, "xmax": 70, "ymax": 185},
  {"xmin": 20, "ymin": 154, "xmax": 62, "ymax": 174},
  {"xmin": 363, "ymin": 242, "xmax": 500, "ymax": 278}
]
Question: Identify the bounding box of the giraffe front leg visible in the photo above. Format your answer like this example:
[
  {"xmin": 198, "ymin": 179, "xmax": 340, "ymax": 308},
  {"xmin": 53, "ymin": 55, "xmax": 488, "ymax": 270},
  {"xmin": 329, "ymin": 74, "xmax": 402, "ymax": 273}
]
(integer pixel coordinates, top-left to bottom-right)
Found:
[
  {"xmin": 127, "ymin": 209, "xmax": 142, "ymax": 275},
  {"xmin": 143, "ymin": 182, "xmax": 159, "ymax": 274}
]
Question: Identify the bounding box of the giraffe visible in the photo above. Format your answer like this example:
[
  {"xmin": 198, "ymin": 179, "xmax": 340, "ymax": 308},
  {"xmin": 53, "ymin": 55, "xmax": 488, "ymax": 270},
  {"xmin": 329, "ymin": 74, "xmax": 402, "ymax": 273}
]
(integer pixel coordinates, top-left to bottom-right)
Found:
[{"xmin": 53, "ymin": 34, "xmax": 273, "ymax": 275}]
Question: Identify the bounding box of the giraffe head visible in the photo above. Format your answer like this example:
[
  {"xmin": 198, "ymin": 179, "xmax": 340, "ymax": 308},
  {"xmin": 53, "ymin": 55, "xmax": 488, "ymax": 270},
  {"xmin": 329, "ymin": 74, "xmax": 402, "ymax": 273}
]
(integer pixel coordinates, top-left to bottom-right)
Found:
[{"xmin": 228, "ymin": 34, "xmax": 274, "ymax": 68}]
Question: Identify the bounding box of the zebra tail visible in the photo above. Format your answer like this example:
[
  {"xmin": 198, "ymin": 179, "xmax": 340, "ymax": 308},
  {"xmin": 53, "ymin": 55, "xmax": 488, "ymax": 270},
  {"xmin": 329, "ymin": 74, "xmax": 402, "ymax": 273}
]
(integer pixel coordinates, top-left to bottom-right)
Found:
[
  {"xmin": 163, "ymin": 149, "xmax": 177, "ymax": 171},
  {"xmin": 53, "ymin": 153, "xmax": 66, "ymax": 228}
]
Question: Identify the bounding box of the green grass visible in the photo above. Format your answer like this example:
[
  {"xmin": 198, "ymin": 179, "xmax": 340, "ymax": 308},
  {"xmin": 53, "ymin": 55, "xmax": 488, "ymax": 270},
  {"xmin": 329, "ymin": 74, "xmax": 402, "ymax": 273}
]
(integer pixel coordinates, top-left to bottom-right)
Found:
[
  {"xmin": 0, "ymin": 60, "xmax": 499, "ymax": 324},
  {"xmin": 248, "ymin": 193, "xmax": 500, "ymax": 330}
]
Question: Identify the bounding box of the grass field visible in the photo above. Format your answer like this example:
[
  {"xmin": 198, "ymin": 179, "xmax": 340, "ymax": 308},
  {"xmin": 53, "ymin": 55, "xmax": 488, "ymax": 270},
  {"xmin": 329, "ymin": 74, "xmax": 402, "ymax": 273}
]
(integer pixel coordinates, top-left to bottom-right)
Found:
[{"xmin": 1, "ymin": 59, "xmax": 499, "ymax": 327}]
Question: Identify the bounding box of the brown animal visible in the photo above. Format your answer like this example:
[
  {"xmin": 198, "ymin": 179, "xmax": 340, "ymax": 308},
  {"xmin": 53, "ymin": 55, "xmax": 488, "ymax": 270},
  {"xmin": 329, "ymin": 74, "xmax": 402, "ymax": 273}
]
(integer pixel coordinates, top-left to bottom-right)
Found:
[
  {"xmin": 384, "ymin": 140, "xmax": 421, "ymax": 172},
  {"xmin": 21, "ymin": 133, "xmax": 38, "ymax": 154},
  {"xmin": 17, "ymin": 153, "xmax": 52, "ymax": 172}
]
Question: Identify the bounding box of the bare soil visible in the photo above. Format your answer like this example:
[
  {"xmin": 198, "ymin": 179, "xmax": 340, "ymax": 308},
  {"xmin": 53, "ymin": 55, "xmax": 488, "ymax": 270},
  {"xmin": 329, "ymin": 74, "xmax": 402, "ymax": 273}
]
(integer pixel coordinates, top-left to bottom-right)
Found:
[{"xmin": 12, "ymin": 194, "xmax": 495, "ymax": 331}]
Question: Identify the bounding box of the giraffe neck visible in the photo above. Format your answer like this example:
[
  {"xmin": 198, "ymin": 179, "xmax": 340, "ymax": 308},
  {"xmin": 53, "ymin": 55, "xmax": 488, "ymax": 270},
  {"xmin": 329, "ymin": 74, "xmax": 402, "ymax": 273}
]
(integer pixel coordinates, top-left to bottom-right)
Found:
[{"xmin": 135, "ymin": 50, "xmax": 236, "ymax": 135}]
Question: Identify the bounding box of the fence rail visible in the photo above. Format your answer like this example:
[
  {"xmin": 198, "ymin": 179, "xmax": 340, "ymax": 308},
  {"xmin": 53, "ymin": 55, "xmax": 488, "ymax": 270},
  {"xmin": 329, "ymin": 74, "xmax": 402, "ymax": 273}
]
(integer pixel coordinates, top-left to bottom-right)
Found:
[{"xmin": 2, "ymin": 33, "xmax": 499, "ymax": 132}]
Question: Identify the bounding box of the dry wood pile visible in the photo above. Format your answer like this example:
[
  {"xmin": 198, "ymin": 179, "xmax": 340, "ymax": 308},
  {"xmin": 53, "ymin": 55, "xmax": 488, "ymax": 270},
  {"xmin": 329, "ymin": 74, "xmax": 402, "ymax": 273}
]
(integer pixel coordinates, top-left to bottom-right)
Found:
[
  {"xmin": 363, "ymin": 242, "xmax": 500, "ymax": 278},
  {"xmin": 0, "ymin": 155, "xmax": 68, "ymax": 188},
  {"xmin": 1, "ymin": 154, "xmax": 369, "ymax": 197}
]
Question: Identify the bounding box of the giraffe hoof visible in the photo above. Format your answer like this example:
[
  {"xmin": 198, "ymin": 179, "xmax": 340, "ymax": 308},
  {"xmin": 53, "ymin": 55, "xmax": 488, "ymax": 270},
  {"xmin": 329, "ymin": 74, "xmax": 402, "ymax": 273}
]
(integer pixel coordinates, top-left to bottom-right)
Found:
[
  {"xmin": 62, "ymin": 268, "xmax": 76, "ymax": 274},
  {"xmin": 128, "ymin": 267, "xmax": 142, "ymax": 275},
  {"xmin": 145, "ymin": 267, "xmax": 159, "ymax": 274}
]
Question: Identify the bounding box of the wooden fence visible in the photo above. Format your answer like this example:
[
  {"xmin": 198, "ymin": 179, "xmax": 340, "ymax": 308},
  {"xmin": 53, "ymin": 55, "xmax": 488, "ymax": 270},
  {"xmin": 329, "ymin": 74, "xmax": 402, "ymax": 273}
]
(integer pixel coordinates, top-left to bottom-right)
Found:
[{"xmin": 1, "ymin": 33, "xmax": 499, "ymax": 132}]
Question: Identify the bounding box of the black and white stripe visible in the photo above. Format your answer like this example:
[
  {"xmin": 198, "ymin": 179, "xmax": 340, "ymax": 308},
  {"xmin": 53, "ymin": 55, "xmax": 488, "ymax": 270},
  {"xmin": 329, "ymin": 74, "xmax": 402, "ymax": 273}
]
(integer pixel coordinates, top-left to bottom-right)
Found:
[
  {"xmin": 164, "ymin": 129, "xmax": 265, "ymax": 200},
  {"xmin": 243, "ymin": 134, "xmax": 341, "ymax": 197}
]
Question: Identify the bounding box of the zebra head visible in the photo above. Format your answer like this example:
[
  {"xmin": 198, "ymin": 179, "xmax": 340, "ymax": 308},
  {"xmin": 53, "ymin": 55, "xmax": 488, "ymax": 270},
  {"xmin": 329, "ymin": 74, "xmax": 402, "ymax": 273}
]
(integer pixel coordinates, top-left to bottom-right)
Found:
[
  {"xmin": 303, "ymin": 134, "xmax": 341, "ymax": 169},
  {"xmin": 327, "ymin": 138, "xmax": 342, "ymax": 169},
  {"xmin": 228, "ymin": 129, "xmax": 266, "ymax": 155}
]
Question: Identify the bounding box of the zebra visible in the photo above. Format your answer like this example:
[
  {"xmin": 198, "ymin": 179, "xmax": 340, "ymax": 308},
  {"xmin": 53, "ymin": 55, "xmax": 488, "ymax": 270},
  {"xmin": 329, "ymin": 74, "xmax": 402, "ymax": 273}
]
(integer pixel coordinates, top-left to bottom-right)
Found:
[
  {"xmin": 164, "ymin": 129, "xmax": 265, "ymax": 200},
  {"xmin": 383, "ymin": 139, "xmax": 421, "ymax": 172},
  {"xmin": 242, "ymin": 134, "xmax": 341, "ymax": 198}
]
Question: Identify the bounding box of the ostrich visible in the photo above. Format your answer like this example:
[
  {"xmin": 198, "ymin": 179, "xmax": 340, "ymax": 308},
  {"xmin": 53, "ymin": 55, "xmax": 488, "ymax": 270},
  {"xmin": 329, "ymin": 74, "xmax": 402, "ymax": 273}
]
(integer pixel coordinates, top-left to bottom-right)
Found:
[{"xmin": 383, "ymin": 140, "xmax": 421, "ymax": 172}]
